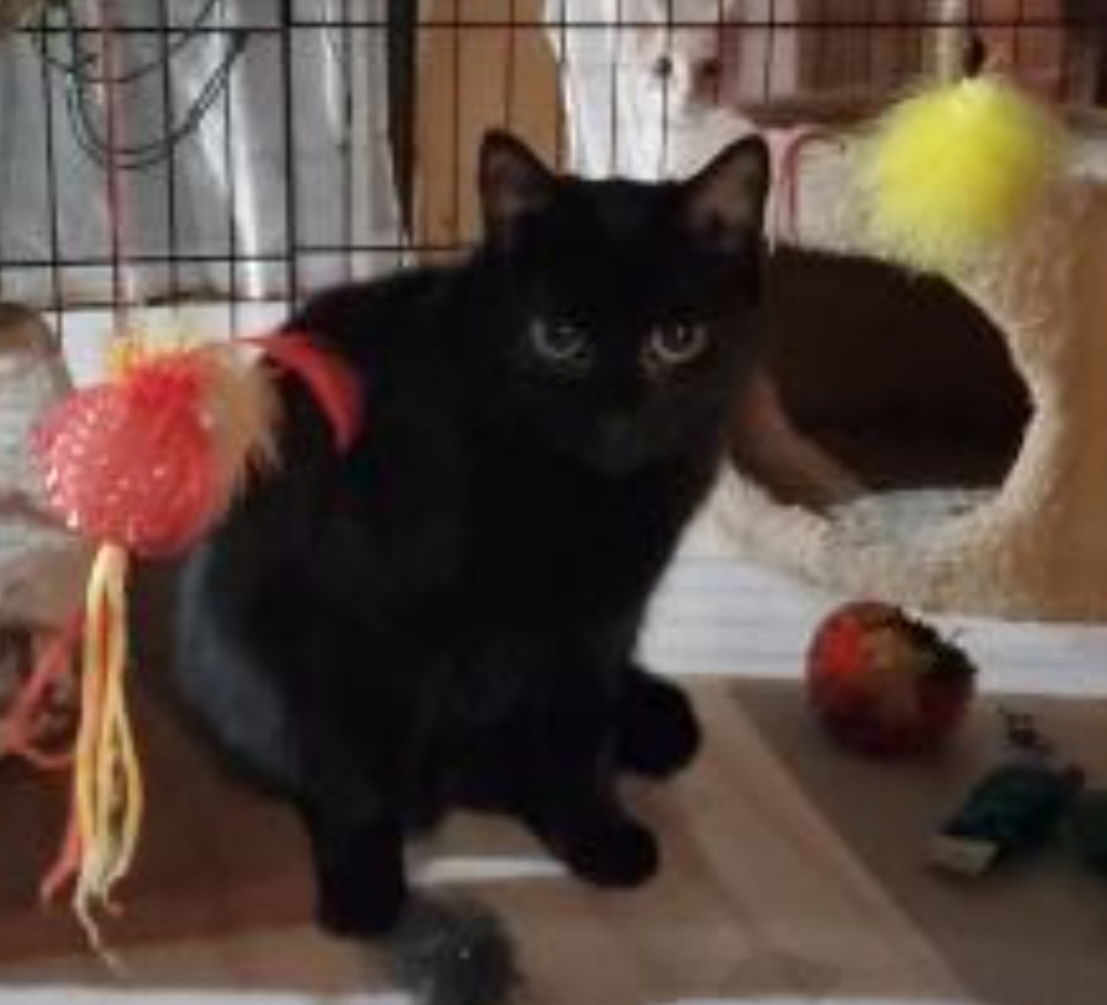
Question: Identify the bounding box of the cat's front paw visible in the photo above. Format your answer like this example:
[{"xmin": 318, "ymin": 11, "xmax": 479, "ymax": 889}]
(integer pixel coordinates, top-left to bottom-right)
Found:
[
  {"xmin": 553, "ymin": 816, "xmax": 659, "ymax": 888},
  {"xmin": 316, "ymin": 878, "xmax": 407, "ymax": 939},
  {"xmin": 617, "ymin": 671, "xmax": 702, "ymax": 779},
  {"xmin": 309, "ymin": 822, "xmax": 408, "ymax": 939}
]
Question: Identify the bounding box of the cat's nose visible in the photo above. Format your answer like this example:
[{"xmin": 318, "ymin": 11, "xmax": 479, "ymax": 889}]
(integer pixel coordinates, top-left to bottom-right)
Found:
[
  {"xmin": 600, "ymin": 414, "xmax": 636, "ymax": 449},
  {"xmin": 603, "ymin": 413, "xmax": 633, "ymax": 438},
  {"xmin": 590, "ymin": 414, "xmax": 644, "ymax": 474}
]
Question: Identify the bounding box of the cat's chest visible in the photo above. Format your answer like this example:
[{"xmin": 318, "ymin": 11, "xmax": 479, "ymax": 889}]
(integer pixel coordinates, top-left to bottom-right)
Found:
[{"xmin": 463, "ymin": 447, "xmax": 701, "ymax": 612}]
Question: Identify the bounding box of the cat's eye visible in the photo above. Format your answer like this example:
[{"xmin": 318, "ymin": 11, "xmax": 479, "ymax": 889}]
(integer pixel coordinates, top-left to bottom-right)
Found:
[
  {"xmin": 644, "ymin": 323, "xmax": 710, "ymax": 369},
  {"xmin": 529, "ymin": 318, "xmax": 593, "ymax": 369}
]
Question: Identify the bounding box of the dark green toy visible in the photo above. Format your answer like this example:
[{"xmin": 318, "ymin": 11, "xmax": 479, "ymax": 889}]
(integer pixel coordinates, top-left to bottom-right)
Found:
[
  {"xmin": 1069, "ymin": 790, "xmax": 1107, "ymax": 875},
  {"xmin": 930, "ymin": 711, "xmax": 1084, "ymax": 876}
]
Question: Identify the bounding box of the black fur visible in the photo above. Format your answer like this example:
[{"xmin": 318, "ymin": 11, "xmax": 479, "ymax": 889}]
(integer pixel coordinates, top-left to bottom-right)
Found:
[{"xmin": 167, "ymin": 131, "xmax": 770, "ymax": 937}]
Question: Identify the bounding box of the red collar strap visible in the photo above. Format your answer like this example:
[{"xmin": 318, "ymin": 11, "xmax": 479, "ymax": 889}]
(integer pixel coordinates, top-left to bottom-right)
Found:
[{"xmin": 246, "ymin": 332, "xmax": 363, "ymax": 453}]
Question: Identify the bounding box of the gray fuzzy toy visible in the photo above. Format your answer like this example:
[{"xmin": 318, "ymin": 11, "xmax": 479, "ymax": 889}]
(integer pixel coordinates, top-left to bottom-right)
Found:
[{"xmin": 386, "ymin": 895, "xmax": 519, "ymax": 1005}]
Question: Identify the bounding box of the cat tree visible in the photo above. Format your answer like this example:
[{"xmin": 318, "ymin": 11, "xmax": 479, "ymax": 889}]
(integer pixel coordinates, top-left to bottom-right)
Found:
[
  {"xmin": 711, "ymin": 135, "xmax": 1107, "ymax": 621},
  {"xmin": 542, "ymin": 1, "xmax": 1107, "ymax": 620}
]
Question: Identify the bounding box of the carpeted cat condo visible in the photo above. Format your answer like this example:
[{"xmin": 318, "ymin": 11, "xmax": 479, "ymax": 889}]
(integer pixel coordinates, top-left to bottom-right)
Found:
[{"xmin": 711, "ymin": 126, "xmax": 1107, "ymax": 621}]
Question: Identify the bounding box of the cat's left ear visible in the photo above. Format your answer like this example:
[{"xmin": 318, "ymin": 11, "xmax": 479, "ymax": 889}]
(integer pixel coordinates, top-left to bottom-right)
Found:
[
  {"xmin": 479, "ymin": 130, "xmax": 558, "ymax": 246},
  {"xmin": 679, "ymin": 135, "xmax": 770, "ymax": 253}
]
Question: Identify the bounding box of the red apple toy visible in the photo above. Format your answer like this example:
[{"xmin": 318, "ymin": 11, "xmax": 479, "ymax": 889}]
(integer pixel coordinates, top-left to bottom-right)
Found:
[{"xmin": 806, "ymin": 601, "xmax": 976, "ymax": 757}]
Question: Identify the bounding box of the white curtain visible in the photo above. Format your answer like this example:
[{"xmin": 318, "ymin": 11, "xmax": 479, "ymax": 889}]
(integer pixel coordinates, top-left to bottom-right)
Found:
[
  {"xmin": 0, "ymin": 0, "xmax": 400, "ymax": 310},
  {"xmin": 543, "ymin": 0, "xmax": 939, "ymax": 181},
  {"xmin": 543, "ymin": 0, "xmax": 792, "ymax": 180}
]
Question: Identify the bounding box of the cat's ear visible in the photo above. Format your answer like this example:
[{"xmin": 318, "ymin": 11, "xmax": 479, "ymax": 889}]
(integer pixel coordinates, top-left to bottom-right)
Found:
[
  {"xmin": 679, "ymin": 135, "xmax": 770, "ymax": 253},
  {"xmin": 479, "ymin": 130, "xmax": 557, "ymax": 244}
]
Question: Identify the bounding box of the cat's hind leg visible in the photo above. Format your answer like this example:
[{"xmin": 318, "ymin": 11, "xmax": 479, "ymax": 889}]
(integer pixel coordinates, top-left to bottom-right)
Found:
[{"xmin": 616, "ymin": 664, "xmax": 702, "ymax": 779}]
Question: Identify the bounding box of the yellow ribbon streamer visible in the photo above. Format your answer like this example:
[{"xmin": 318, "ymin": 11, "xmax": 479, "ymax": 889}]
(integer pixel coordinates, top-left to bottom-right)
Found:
[{"xmin": 59, "ymin": 542, "xmax": 143, "ymax": 961}]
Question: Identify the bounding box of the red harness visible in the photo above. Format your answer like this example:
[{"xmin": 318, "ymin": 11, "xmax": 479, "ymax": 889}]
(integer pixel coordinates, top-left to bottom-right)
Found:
[{"xmin": 249, "ymin": 331, "xmax": 363, "ymax": 453}]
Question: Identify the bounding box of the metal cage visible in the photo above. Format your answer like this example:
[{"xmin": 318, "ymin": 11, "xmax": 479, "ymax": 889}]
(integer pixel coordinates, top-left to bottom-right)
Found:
[{"xmin": 0, "ymin": 0, "xmax": 1101, "ymax": 342}]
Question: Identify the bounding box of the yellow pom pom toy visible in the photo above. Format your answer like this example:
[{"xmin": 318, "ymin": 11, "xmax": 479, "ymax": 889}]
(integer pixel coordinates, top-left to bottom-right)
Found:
[{"xmin": 863, "ymin": 74, "xmax": 1065, "ymax": 274}]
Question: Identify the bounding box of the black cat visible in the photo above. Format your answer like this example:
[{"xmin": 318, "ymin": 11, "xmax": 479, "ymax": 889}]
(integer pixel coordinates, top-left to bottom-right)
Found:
[{"xmin": 168, "ymin": 130, "xmax": 770, "ymax": 937}]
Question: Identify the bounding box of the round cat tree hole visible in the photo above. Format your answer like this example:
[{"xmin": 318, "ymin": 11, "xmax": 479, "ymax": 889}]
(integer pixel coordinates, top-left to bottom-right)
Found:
[{"xmin": 733, "ymin": 246, "xmax": 1032, "ymax": 542}]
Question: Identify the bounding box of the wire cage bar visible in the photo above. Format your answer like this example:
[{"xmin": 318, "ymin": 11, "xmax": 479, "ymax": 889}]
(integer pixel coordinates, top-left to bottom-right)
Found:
[{"xmin": 0, "ymin": 0, "xmax": 1102, "ymax": 346}]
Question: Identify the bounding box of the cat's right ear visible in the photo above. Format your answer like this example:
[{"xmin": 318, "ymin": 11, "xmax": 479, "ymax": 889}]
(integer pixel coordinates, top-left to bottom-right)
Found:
[
  {"xmin": 479, "ymin": 130, "xmax": 557, "ymax": 246},
  {"xmin": 678, "ymin": 135, "xmax": 770, "ymax": 255}
]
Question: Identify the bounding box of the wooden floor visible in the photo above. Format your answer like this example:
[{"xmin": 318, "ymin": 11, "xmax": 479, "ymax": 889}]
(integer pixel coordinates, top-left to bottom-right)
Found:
[
  {"xmin": 5, "ymin": 674, "xmax": 1072, "ymax": 1005},
  {"xmin": 4, "ymin": 538, "xmax": 1107, "ymax": 1002}
]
